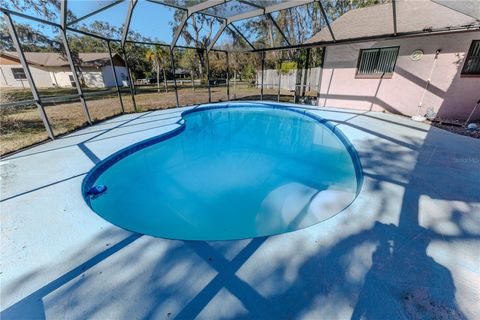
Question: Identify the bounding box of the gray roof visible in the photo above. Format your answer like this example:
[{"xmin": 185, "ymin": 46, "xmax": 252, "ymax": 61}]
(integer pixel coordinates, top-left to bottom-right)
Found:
[
  {"xmin": 1, "ymin": 52, "xmax": 122, "ymax": 67},
  {"xmin": 305, "ymin": 0, "xmax": 480, "ymax": 44}
]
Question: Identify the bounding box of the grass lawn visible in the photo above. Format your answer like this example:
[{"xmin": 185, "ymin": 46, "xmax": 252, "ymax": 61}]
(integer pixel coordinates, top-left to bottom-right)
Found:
[{"xmin": 0, "ymin": 84, "xmax": 299, "ymax": 156}]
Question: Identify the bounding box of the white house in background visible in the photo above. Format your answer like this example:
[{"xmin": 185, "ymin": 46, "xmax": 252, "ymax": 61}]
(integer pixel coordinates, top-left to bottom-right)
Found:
[
  {"xmin": 0, "ymin": 51, "xmax": 129, "ymax": 89},
  {"xmin": 304, "ymin": 0, "xmax": 480, "ymax": 120}
]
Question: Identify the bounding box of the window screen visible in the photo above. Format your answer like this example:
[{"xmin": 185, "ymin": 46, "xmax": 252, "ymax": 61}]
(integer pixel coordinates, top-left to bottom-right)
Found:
[
  {"xmin": 357, "ymin": 47, "xmax": 399, "ymax": 77},
  {"xmin": 12, "ymin": 67, "xmax": 27, "ymax": 80},
  {"xmin": 461, "ymin": 40, "xmax": 480, "ymax": 75}
]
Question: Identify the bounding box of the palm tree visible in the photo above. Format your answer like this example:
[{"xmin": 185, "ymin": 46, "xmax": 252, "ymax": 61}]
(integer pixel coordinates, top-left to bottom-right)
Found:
[{"xmin": 145, "ymin": 45, "xmax": 169, "ymax": 93}]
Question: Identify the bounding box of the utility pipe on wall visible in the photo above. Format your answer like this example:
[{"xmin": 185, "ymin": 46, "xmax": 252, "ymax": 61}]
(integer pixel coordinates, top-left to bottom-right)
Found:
[
  {"xmin": 464, "ymin": 99, "xmax": 480, "ymax": 127},
  {"xmin": 414, "ymin": 49, "xmax": 441, "ymax": 121}
]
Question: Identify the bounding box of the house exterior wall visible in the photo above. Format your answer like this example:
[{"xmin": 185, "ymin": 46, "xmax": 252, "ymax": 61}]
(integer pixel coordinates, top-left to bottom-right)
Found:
[
  {"xmin": 319, "ymin": 31, "xmax": 480, "ymax": 120},
  {"xmin": 0, "ymin": 64, "xmax": 53, "ymax": 88},
  {"xmin": 101, "ymin": 66, "xmax": 129, "ymax": 87},
  {"xmin": 81, "ymin": 68, "xmax": 105, "ymax": 88},
  {"xmin": 49, "ymin": 67, "xmax": 75, "ymax": 87},
  {"xmin": 44, "ymin": 67, "xmax": 106, "ymax": 88},
  {"xmin": 0, "ymin": 64, "xmax": 128, "ymax": 89}
]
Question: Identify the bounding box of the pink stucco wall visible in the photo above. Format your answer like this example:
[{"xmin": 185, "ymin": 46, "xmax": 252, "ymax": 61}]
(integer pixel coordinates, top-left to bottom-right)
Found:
[{"xmin": 319, "ymin": 32, "xmax": 480, "ymax": 120}]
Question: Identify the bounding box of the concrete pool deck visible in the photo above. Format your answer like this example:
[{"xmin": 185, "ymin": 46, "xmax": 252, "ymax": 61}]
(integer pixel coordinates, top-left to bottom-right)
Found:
[{"xmin": 1, "ymin": 104, "xmax": 479, "ymax": 319}]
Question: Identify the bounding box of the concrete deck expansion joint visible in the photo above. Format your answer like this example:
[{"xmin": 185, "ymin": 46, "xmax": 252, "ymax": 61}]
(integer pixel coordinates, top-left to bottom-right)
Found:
[{"xmin": 0, "ymin": 105, "xmax": 479, "ymax": 320}]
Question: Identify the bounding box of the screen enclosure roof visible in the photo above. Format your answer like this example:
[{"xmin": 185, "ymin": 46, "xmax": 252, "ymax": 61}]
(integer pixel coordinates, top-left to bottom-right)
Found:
[{"xmin": 1, "ymin": 0, "xmax": 479, "ymax": 53}]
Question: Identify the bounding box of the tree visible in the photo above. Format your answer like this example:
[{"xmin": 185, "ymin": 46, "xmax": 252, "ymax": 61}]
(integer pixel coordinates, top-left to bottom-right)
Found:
[
  {"xmin": 4, "ymin": 0, "xmax": 390, "ymax": 90},
  {"xmin": 0, "ymin": 19, "xmax": 62, "ymax": 53},
  {"xmin": 323, "ymin": 0, "xmax": 391, "ymax": 20},
  {"xmin": 172, "ymin": 3, "xmax": 221, "ymax": 82},
  {"xmin": 122, "ymin": 42, "xmax": 150, "ymax": 81},
  {"xmin": 224, "ymin": 48, "xmax": 261, "ymax": 82},
  {"xmin": 178, "ymin": 49, "xmax": 201, "ymax": 91},
  {"xmin": 145, "ymin": 45, "xmax": 170, "ymax": 92},
  {"xmin": 208, "ymin": 51, "xmax": 229, "ymax": 81},
  {"xmin": 5, "ymin": 0, "xmax": 61, "ymax": 22}
]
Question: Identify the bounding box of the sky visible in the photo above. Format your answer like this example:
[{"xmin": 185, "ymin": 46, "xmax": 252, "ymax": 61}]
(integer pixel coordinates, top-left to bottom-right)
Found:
[
  {"xmin": 31, "ymin": 0, "xmax": 181, "ymax": 42},
  {"xmin": 4, "ymin": 0, "xmax": 291, "ymax": 49},
  {"xmin": 6, "ymin": 0, "xmax": 226, "ymax": 45}
]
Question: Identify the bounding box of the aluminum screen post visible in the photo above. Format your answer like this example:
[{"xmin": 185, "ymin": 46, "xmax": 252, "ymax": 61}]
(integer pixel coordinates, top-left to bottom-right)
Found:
[
  {"xmin": 59, "ymin": 29, "xmax": 92, "ymax": 124},
  {"xmin": 67, "ymin": 1, "xmax": 123, "ymax": 26},
  {"xmin": 294, "ymin": 50, "xmax": 302, "ymax": 103},
  {"xmin": 229, "ymin": 24, "xmax": 256, "ymax": 50},
  {"xmin": 260, "ymin": 51, "xmax": 265, "ymax": 101},
  {"xmin": 4, "ymin": 12, "xmax": 54, "ymax": 139},
  {"xmin": 121, "ymin": 0, "xmax": 137, "ymax": 48},
  {"xmin": 318, "ymin": 1, "xmax": 336, "ymax": 42},
  {"xmin": 169, "ymin": 48, "xmax": 179, "ymax": 108},
  {"xmin": 302, "ymin": 48, "xmax": 311, "ymax": 98},
  {"xmin": 316, "ymin": 47, "xmax": 326, "ymax": 103},
  {"xmin": 107, "ymin": 40, "xmax": 125, "ymax": 113},
  {"xmin": 277, "ymin": 64, "xmax": 281, "ymax": 102},
  {"xmin": 120, "ymin": 0, "xmax": 137, "ymax": 111},
  {"xmin": 226, "ymin": 52, "xmax": 230, "ymax": 100},
  {"xmin": 392, "ymin": 0, "xmax": 398, "ymax": 36},
  {"xmin": 61, "ymin": 0, "xmax": 67, "ymax": 30},
  {"xmin": 266, "ymin": 13, "xmax": 291, "ymax": 46},
  {"xmin": 122, "ymin": 49, "xmax": 137, "ymax": 112},
  {"xmin": 171, "ymin": 0, "xmax": 226, "ymax": 50},
  {"xmin": 170, "ymin": 14, "xmax": 189, "ymax": 50},
  {"xmin": 206, "ymin": 50, "xmax": 211, "ymax": 103},
  {"xmin": 206, "ymin": 21, "xmax": 227, "ymax": 53},
  {"xmin": 227, "ymin": 0, "xmax": 314, "ymax": 24}
]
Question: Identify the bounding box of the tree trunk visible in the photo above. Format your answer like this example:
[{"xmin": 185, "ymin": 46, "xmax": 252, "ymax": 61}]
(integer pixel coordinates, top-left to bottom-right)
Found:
[
  {"xmin": 156, "ymin": 63, "xmax": 160, "ymax": 93},
  {"xmin": 162, "ymin": 68, "xmax": 168, "ymax": 93},
  {"xmin": 268, "ymin": 19, "xmax": 274, "ymax": 48},
  {"xmin": 233, "ymin": 70, "xmax": 237, "ymax": 99},
  {"xmin": 198, "ymin": 59, "xmax": 204, "ymax": 83},
  {"xmin": 197, "ymin": 49, "xmax": 205, "ymax": 83},
  {"xmin": 191, "ymin": 71, "xmax": 195, "ymax": 92},
  {"xmin": 153, "ymin": 50, "xmax": 160, "ymax": 92}
]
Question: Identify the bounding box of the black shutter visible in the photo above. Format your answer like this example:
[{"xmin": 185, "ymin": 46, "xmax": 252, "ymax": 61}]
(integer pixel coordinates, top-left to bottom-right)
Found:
[
  {"xmin": 357, "ymin": 47, "xmax": 399, "ymax": 76},
  {"xmin": 462, "ymin": 40, "xmax": 480, "ymax": 75}
]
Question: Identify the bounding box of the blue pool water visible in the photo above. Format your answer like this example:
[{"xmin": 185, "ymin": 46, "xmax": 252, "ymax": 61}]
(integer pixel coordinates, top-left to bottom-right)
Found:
[{"xmin": 83, "ymin": 103, "xmax": 362, "ymax": 240}]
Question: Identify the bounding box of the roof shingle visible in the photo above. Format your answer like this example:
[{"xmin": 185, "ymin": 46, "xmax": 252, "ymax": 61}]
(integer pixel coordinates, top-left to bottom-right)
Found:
[
  {"xmin": 305, "ymin": 0, "xmax": 479, "ymax": 44},
  {"xmin": 1, "ymin": 52, "xmax": 121, "ymax": 67}
]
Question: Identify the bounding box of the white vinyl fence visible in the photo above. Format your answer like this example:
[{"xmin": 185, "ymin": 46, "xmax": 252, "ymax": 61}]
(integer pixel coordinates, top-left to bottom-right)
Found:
[{"xmin": 256, "ymin": 67, "xmax": 322, "ymax": 91}]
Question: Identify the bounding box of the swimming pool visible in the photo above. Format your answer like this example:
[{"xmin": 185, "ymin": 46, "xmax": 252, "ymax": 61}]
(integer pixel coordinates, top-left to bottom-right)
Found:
[{"xmin": 83, "ymin": 102, "xmax": 363, "ymax": 240}]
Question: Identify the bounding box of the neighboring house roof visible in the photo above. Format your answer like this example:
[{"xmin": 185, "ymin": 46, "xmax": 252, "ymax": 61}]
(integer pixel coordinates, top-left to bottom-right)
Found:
[
  {"xmin": 305, "ymin": 0, "xmax": 480, "ymax": 44},
  {"xmin": 0, "ymin": 51, "xmax": 125, "ymax": 68},
  {"xmin": 175, "ymin": 68, "xmax": 190, "ymax": 75}
]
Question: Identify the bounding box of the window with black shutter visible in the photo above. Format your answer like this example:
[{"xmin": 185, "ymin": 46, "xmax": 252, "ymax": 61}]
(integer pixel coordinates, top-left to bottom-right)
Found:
[
  {"xmin": 11, "ymin": 67, "xmax": 27, "ymax": 80},
  {"xmin": 356, "ymin": 47, "xmax": 399, "ymax": 78},
  {"xmin": 461, "ymin": 40, "xmax": 480, "ymax": 76}
]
